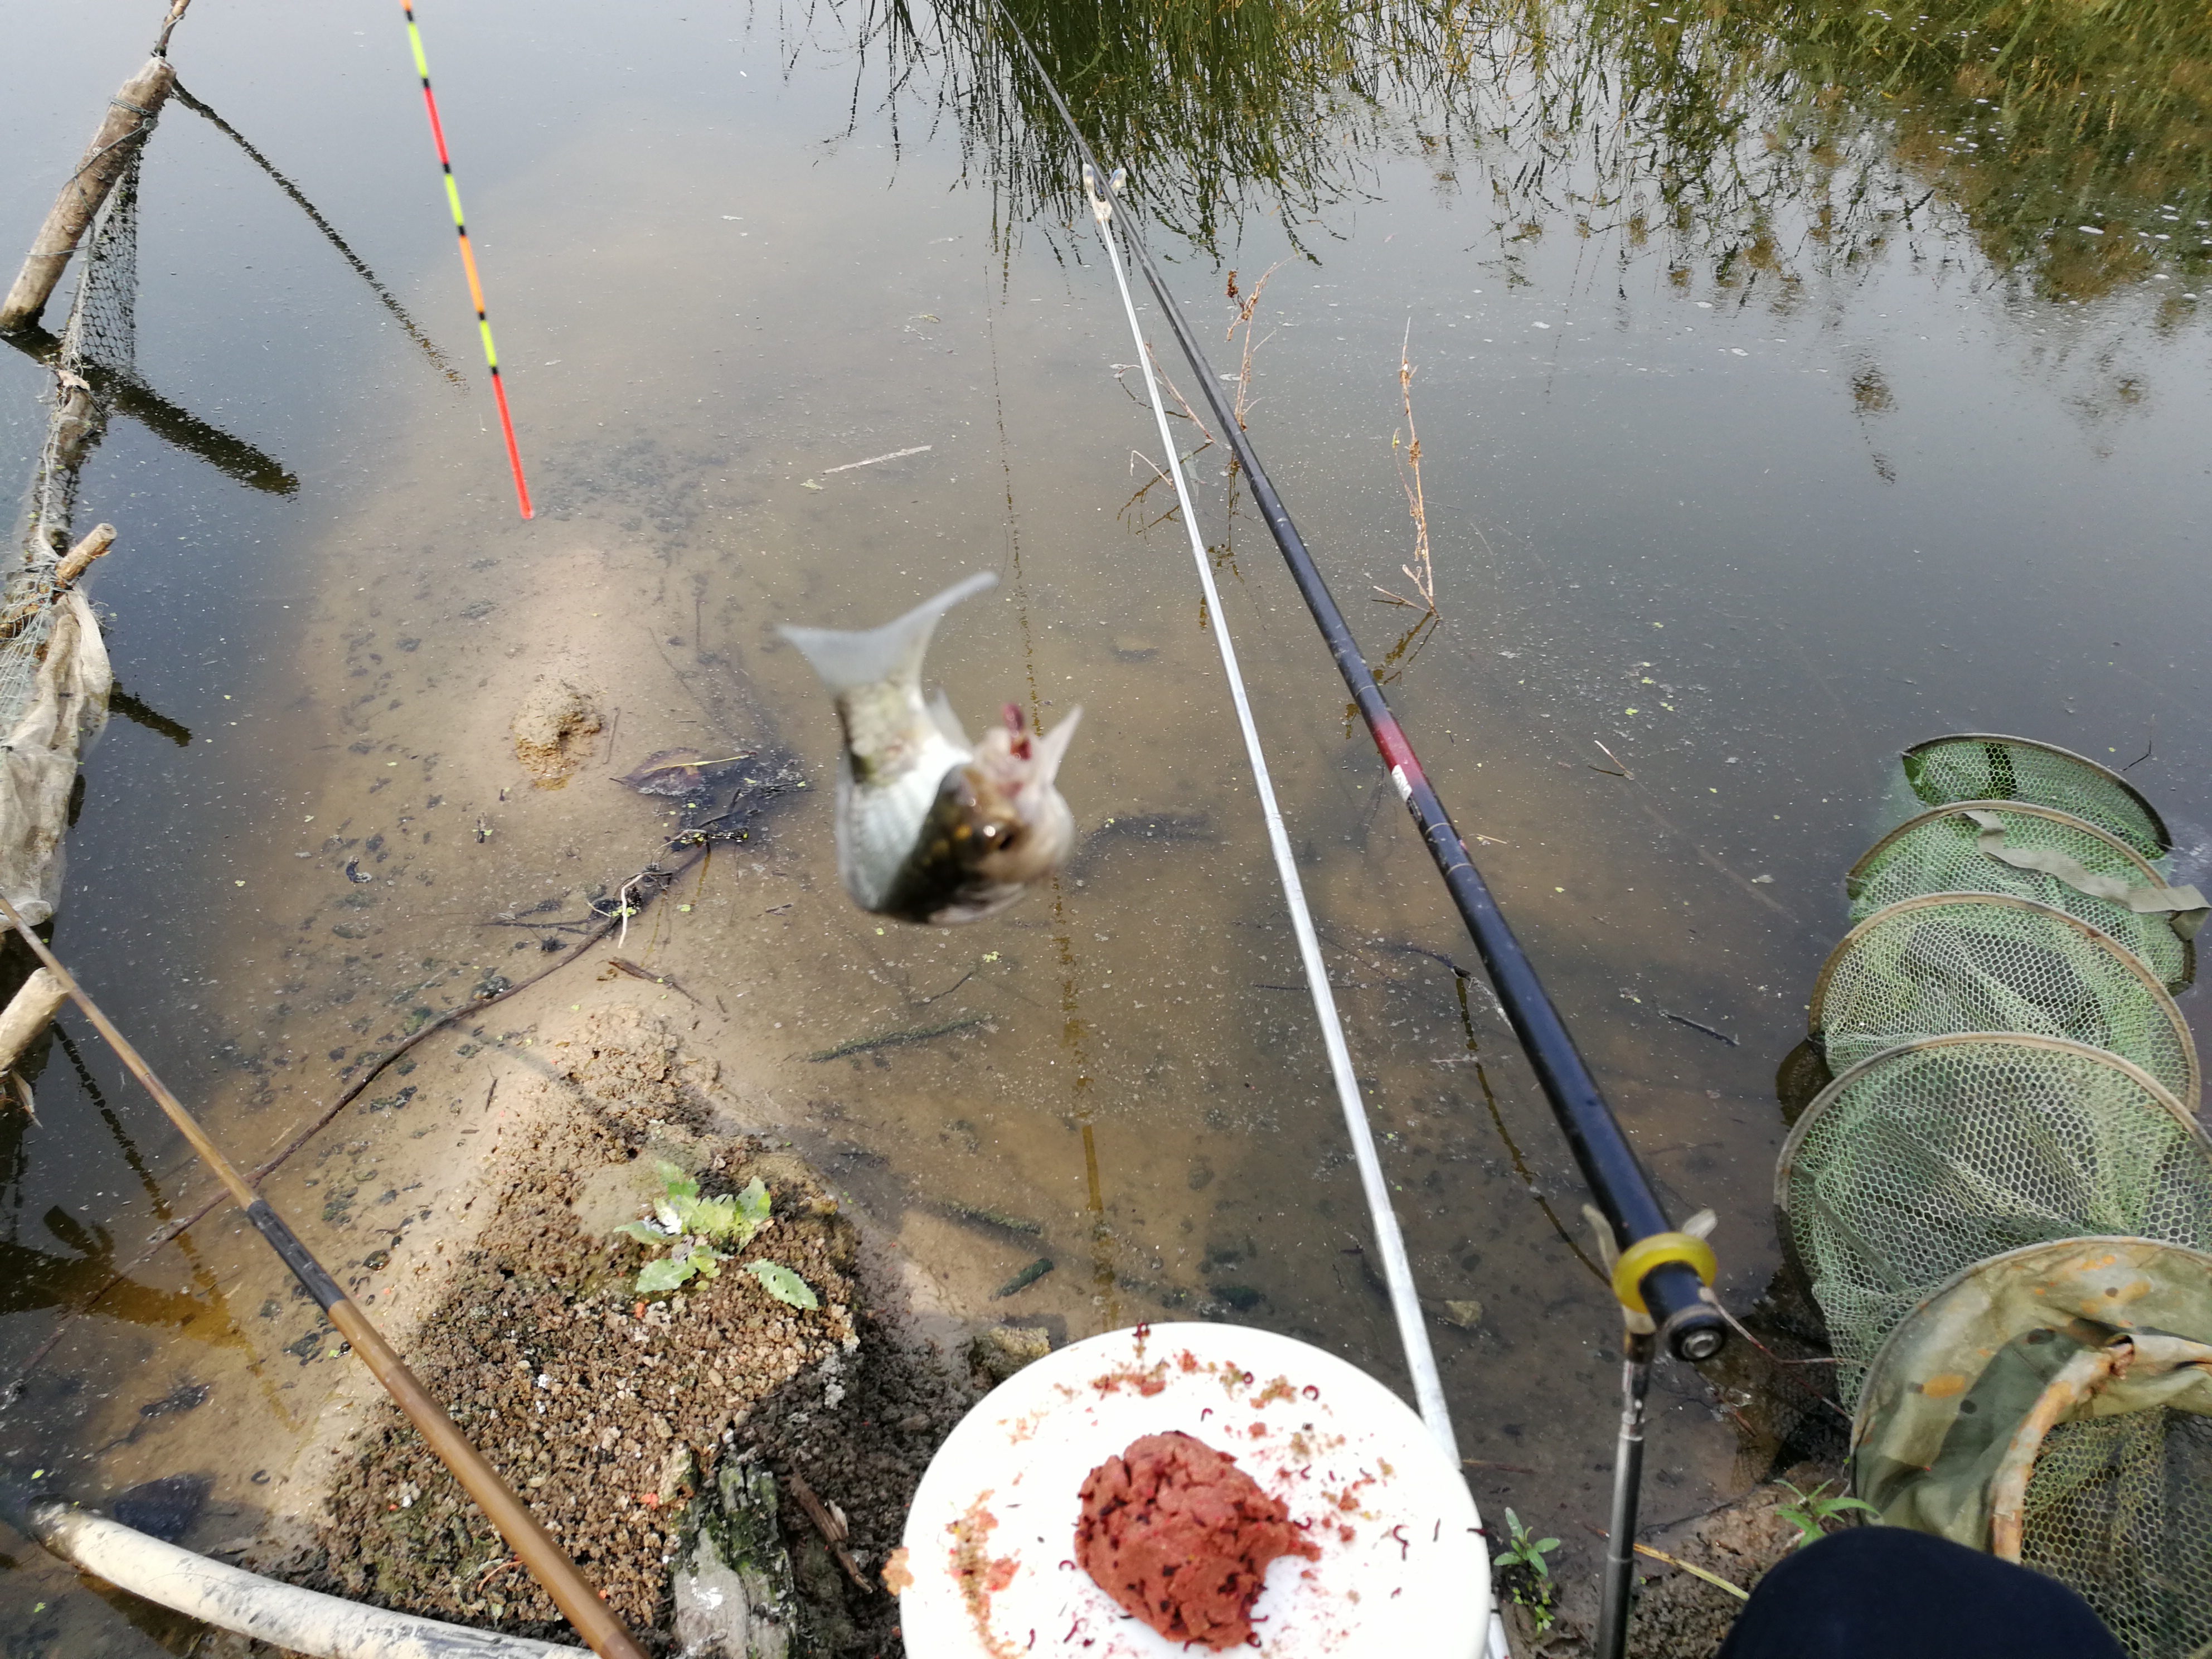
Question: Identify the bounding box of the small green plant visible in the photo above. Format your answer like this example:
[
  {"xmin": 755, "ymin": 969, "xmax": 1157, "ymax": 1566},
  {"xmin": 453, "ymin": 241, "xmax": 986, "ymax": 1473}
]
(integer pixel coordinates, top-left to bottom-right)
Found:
[
  {"xmin": 616, "ymin": 1163, "xmax": 816, "ymax": 1307},
  {"xmin": 1774, "ymin": 1479, "xmax": 1879, "ymax": 1549},
  {"xmin": 1494, "ymin": 1507, "xmax": 1562, "ymax": 1632},
  {"xmin": 1497, "ymin": 1507, "xmax": 1561, "ymax": 1580}
]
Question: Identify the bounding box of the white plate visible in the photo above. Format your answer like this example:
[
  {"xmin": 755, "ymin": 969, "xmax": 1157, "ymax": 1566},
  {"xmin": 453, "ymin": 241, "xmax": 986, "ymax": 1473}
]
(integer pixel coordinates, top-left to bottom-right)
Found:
[{"xmin": 895, "ymin": 1322, "xmax": 1490, "ymax": 1657}]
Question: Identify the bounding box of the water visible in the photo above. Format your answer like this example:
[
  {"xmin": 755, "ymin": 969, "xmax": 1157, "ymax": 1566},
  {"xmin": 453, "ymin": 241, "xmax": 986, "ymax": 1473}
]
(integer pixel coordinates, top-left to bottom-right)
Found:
[{"xmin": 2, "ymin": 0, "xmax": 2206, "ymax": 1648}]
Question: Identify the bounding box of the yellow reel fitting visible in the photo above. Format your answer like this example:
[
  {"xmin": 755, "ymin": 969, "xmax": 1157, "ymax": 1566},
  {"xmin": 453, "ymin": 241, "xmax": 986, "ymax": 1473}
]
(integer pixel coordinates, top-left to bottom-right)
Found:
[{"xmin": 1611, "ymin": 1231, "xmax": 1718, "ymax": 1316}]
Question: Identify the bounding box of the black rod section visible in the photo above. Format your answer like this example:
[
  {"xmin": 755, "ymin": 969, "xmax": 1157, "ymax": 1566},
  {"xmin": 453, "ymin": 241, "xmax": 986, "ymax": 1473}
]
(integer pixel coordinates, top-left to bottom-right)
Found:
[{"xmin": 1123, "ymin": 222, "xmax": 1719, "ymax": 1359}]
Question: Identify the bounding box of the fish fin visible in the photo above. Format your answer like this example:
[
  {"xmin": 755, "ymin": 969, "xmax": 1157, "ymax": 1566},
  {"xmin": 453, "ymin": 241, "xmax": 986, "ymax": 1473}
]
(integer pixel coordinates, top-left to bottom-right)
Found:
[
  {"xmin": 779, "ymin": 571, "xmax": 998, "ymax": 696},
  {"xmin": 1032, "ymin": 705, "xmax": 1083, "ymax": 786},
  {"xmin": 927, "ymin": 690, "xmax": 971, "ymax": 748}
]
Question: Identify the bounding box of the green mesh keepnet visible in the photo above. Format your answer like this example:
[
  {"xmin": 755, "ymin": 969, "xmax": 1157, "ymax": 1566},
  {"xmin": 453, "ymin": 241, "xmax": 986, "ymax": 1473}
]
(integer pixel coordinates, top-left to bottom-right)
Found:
[
  {"xmin": 1854, "ymin": 1239, "xmax": 2212, "ymax": 1659},
  {"xmin": 1849, "ymin": 803, "xmax": 2198, "ymax": 991},
  {"xmin": 2019, "ymin": 1410, "xmax": 2212, "ymax": 1659},
  {"xmin": 1902, "ymin": 734, "xmax": 2171, "ymax": 860},
  {"xmin": 1778, "ymin": 1035, "xmax": 2212, "ymax": 1406},
  {"xmin": 1810, "ymin": 894, "xmax": 2198, "ymax": 1109}
]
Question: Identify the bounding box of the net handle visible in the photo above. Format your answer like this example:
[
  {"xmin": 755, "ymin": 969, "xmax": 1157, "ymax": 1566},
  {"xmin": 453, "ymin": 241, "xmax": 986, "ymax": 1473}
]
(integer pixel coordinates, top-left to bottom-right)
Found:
[{"xmin": 1989, "ymin": 1333, "xmax": 2212, "ymax": 1560}]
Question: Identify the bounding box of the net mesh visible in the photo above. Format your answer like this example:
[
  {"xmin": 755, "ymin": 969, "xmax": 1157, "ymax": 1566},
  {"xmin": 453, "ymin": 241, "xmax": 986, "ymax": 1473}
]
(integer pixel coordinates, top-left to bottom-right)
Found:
[
  {"xmin": 1902, "ymin": 734, "xmax": 2170, "ymax": 859},
  {"xmin": 1849, "ymin": 803, "xmax": 2194, "ymax": 991},
  {"xmin": 1853, "ymin": 1240, "xmax": 2212, "ymax": 1659},
  {"xmin": 1810, "ymin": 894, "xmax": 2198, "ymax": 1109},
  {"xmin": 1815, "ymin": 748, "xmax": 2212, "ymax": 1658},
  {"xmin": 1778, "ymin": 1035, "xmax": 2212, "ymax": 1406},
  {"xmin": 6, "ymin": 148, "xmax": 138, "ymax": 735},
  {"xmin": 2021, "ymin": 1410, "xmax": 2212, "ymax": 1659}
]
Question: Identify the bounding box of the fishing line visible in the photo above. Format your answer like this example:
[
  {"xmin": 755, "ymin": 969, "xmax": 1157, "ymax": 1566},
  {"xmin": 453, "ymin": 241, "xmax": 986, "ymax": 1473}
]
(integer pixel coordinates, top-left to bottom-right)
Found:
[
  {"xmin": 1079, "ymin": 171, "xmax": 1457, "ymax": 1459},
  {"xmin": 399, "ymin": 0, "xmax": 533, "ymax": 518}
]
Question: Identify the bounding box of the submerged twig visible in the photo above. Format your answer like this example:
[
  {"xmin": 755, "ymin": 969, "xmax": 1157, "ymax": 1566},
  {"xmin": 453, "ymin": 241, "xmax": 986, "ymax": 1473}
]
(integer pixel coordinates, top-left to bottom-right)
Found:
[
  {"xmin": 821, "ymin": 444, "xmax": 932, "ymax": 474},
  {"xmin": 923, "ymin": 1199, "xmax": 1045, "ymax": 1238},
  {"xmin": 913, "ymin": 969, "xmax": 973, "ymax": 1005},
  {"xmin": 806, "ymin": 1016, "xmax": 984, "ymax": 1063},
  {"xmin": 1660, "ymin": 1009, "xmax": 1739, "ymax": 1047},
  {"xmin": 2122, "ymin": 714, "xmax": 2155, "ymax": 773},
  {"xmin": 782, "ymin": 1464, "xmax": 872, "ymax": 1591},
  {"xmin": 603, "ymin": 957, "xmax": 701, "ymax": 1003}
]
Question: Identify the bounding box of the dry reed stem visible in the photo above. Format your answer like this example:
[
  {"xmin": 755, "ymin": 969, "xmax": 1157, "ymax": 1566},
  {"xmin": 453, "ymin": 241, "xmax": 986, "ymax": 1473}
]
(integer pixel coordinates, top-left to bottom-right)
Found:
[
  {"xmin": 1375, "ymin": 321, "xmax": 1438, "ymax": 614},
  {"xmin": 1224, "ymin": 261, "xmax": 1287, "ymax": 439}
]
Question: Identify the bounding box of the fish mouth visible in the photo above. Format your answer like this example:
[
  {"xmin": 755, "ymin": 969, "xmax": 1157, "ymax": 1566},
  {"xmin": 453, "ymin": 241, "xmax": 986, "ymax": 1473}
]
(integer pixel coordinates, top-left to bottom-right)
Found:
[{"xmin": 875, "ymin": 709, "xmax": 1080, "ymax": 925}]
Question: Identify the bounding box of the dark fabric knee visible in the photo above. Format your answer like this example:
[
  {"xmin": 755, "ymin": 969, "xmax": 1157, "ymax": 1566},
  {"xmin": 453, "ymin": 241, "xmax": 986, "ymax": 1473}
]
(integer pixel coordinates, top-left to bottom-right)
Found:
[{"xmin": 1714, "ymin": 1527, "xmax": 2126, "ymax": 1659}]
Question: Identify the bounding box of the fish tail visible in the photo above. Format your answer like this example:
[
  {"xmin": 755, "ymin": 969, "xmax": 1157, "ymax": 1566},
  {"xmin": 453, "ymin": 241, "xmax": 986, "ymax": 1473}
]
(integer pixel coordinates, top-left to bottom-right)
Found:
[{"xmin": 779, "ymin": 571, "xmax": 998, "ymax": 695}]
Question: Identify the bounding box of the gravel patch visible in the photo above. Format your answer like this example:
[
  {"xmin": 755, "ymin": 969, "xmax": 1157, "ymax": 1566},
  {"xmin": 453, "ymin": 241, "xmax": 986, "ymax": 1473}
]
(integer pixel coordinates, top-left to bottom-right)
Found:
[{"xmin": 294, "ymin": 1060, "xmax": 973, "ymax": 1655}]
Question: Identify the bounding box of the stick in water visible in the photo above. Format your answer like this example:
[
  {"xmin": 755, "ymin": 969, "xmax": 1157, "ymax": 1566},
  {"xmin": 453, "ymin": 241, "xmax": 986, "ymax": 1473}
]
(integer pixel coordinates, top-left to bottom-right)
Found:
[
  {"xmin": 399, "ymin": 1, "xmax": 533, "ymax": 518},
  {"xmin": 0, "ymin": 894, "xmax": 641, "ymax": 1659}
]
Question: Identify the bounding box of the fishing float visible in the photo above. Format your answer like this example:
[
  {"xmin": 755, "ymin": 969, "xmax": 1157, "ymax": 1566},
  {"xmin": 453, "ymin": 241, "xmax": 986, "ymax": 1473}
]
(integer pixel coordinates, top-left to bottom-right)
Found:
[{"xmin": 400, "ymin": 0, "xmax": 533, "ymax": 519}]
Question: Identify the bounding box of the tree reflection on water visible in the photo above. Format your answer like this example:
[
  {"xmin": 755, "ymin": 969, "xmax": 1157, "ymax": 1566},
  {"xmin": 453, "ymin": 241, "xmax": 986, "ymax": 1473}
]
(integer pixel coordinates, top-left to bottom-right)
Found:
[{"xmin": 828, "ymin": 0, "xmax": 2207, "ymax": 304}]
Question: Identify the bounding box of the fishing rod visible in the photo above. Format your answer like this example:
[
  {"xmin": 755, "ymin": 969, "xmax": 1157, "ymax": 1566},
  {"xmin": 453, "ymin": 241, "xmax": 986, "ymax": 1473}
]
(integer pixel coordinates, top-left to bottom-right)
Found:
[
  {"xmin": 987, "ymin": 15, "xmax": 1726, "ymax": 1371},
  {"xmin": 0, "ymin": 895, "xmax": 647, "ymax": 1659},
  {"xmin": 1080, "ymin": 172, "xmax": 1458, "ymax": 1459},
  {"xmin": 992, "ymin": 25, "xmax": 1726, "ymax": 1656}
]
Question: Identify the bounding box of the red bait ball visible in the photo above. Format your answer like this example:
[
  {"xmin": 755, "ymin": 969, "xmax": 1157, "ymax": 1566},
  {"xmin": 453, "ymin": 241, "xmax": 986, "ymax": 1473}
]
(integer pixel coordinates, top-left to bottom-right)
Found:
[{"xmin": 1075, "ymin": 1431, "xmax": 1320, "ymax": 1651}]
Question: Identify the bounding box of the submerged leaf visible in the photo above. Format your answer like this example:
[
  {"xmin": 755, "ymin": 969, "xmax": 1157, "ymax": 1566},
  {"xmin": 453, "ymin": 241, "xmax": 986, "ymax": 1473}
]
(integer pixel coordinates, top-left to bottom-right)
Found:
[
  {"xmin": 747, "ymin": 1260, "xmax": 818, "ymax": 1309},
  {"xmin": 620, "ymin": 750, "xmax": 715, "ymax": 797}
]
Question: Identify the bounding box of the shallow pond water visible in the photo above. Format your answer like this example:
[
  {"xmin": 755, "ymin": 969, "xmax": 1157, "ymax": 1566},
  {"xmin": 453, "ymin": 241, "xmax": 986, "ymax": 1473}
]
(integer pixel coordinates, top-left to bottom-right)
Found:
[{"xmin": 2, "ymin": 0, "xmax": 2208, "ymax": 1649}]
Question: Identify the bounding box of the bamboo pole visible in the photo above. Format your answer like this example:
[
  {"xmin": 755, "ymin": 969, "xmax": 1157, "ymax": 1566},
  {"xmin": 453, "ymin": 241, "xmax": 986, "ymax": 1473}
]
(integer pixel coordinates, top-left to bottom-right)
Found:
[
  {"xmin": 0, "ymin": 894, "xmax": 649, "ymax": 1659},
  {"xmin": 0, "ymin": 57, "xmax": 176, "ymax": 333}
]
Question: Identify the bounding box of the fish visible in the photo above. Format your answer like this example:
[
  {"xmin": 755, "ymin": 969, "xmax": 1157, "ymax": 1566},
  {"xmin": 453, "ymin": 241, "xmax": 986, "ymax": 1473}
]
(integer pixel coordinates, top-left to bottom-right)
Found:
[{"xmin": 781, "ymin": 571, "xmax": 1080, "ymax": 925}]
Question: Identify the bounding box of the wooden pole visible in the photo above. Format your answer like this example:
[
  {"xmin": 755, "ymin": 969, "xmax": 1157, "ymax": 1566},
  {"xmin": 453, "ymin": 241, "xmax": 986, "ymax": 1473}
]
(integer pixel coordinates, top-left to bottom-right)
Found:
[
  {"xmin": 0, "ymin": 894, "xmax": 651, "ymax": 1659},
  {"xmin": 56, "ymin": 522, "xmax": 117, "ymax": 586},
  {"xmin": 0, "ymin": 969, "xmax": 69, "ymax": 1078},
  {"xmin": 0, "ymin": 57, "xmax": 175, "ymax": 333}
]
